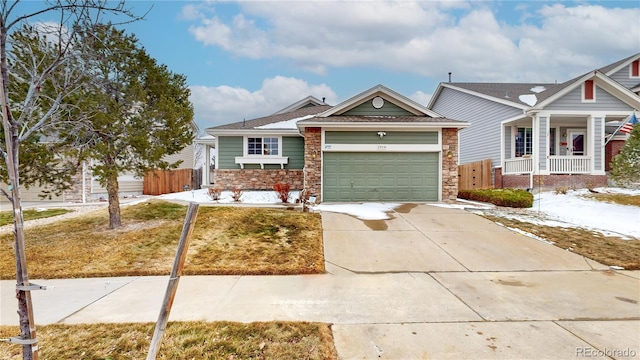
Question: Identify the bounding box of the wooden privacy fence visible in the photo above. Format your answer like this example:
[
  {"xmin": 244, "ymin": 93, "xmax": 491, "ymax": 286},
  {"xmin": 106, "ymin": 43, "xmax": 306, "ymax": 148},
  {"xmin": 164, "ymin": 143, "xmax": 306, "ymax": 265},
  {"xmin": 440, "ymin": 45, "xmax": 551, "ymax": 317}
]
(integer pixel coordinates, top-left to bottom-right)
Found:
[
  {"xmin": 144, "ymin": 168, "xmax": 202, "ymax": 195},
  {"xmin": 458, "ymin": 159, "xmax": 492, "ymax": 190}
]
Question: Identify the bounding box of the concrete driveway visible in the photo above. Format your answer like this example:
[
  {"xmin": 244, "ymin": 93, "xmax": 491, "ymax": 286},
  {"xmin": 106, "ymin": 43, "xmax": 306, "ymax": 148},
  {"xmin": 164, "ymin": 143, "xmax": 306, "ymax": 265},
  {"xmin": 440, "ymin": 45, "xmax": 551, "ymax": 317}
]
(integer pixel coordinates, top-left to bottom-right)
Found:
[
  {"xmin": 324, "ymin": 204, "xmax": 639, "ymax": 359},
  {"xmin": 1, "ymin": 204, "xmax": 638, "ymax": 359}
]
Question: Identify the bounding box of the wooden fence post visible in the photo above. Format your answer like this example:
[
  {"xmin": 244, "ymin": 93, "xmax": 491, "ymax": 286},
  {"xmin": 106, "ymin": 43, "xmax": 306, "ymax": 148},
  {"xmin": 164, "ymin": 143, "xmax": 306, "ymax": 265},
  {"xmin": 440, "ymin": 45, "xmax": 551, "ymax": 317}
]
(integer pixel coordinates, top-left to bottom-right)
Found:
[{"xmin": 146, "ymin": 202, "xmax": 199, "ymax": 359}]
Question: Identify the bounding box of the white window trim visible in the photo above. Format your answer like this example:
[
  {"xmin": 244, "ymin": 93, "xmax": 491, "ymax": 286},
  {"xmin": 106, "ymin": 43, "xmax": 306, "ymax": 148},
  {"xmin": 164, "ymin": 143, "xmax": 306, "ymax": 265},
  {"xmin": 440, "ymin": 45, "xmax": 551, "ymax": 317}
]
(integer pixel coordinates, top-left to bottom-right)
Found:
[
  {"xmin": 236, "ymin": 136, "xmax": 288, "ymax": 169},
  {"xmin": 512, "ymin": 127, "xmax": 534, "ymax": 158},
  {"xmin": 243, "ymin": 136, "xmax": 283, "ymax": 157},
  {"xmin": 581, "ymin": 81, "xmax": 596, "ymax": 103}
]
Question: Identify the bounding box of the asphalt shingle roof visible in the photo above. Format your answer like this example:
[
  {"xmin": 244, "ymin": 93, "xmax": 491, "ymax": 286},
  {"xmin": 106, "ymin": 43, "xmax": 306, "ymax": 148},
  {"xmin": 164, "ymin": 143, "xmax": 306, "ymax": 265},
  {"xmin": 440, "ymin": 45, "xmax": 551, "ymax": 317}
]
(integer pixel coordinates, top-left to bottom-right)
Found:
[
  {"xmin": 209, "ymin": 105, "xmax": 332, "ymax": 130},
  {"xmin": 447, "ymin": 82, "xmax": 568, "ymax": 107}
]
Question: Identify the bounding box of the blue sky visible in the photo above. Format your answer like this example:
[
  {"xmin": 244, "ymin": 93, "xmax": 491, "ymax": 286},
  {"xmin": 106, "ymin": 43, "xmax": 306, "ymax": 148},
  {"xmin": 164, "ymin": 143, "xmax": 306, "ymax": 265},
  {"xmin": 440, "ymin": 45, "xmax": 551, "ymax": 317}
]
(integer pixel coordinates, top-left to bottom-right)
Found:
[{"xmin": 19, "ymin": 1, "xmax": 640, "ymax": 132}]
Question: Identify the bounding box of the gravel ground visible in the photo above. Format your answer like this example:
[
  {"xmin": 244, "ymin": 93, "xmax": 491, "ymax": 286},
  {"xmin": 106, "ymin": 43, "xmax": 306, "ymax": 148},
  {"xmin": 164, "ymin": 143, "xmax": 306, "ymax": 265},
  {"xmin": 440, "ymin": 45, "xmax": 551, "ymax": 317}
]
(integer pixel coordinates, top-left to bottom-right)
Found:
[{"xmin": 0, "ymin": 204, "xmax": 108, "ymax": 235}]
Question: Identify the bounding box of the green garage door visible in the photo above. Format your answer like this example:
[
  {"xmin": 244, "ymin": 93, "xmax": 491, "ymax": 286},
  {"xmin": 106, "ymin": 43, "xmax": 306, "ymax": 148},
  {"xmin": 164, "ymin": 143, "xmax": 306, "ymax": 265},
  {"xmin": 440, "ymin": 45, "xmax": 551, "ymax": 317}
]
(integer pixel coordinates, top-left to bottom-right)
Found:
[{"xmin": 323, "ymin": 152, "xmax": 439, "ymax": 202}]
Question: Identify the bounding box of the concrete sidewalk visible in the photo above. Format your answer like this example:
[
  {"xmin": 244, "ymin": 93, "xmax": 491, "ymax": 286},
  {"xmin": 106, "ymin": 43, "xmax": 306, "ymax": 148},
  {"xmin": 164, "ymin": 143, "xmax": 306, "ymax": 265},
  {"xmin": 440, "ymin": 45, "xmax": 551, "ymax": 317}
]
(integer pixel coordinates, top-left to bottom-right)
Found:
[{"xmin": 1, "ymin": 204, "xmax": 638, "ymax": 359}]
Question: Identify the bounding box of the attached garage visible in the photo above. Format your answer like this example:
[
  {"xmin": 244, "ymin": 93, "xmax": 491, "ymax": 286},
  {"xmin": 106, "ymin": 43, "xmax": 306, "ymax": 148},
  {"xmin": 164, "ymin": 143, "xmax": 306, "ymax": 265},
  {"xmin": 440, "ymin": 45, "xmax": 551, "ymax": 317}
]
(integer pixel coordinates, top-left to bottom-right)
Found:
[{"xmin": 323, "ymin": 152, "xmax": 439, "ymax": 202}]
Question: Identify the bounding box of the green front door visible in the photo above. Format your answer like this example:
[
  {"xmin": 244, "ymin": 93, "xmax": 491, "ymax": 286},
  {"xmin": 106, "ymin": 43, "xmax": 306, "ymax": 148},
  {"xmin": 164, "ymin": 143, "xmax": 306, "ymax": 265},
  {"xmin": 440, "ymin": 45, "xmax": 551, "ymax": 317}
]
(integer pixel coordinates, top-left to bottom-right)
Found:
[{"xmin": 323, "ymin": 152, "xmax": 439, "ymax": 202}]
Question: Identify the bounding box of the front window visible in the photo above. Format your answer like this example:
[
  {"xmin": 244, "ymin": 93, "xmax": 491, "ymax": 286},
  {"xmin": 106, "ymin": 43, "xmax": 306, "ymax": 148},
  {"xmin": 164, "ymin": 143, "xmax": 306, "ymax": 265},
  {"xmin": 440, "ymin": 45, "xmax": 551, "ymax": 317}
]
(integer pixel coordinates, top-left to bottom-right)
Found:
[
  {"xmin": 515, "ymin": 127, "xmax": 532, "ymax": 157},
  {"xmin": 248, "ymin": 137, "xmax": 279, "ymax": 155},
  {"xmin": 549, "ymin": 128, "xmax": 556, "ymax": 156}
]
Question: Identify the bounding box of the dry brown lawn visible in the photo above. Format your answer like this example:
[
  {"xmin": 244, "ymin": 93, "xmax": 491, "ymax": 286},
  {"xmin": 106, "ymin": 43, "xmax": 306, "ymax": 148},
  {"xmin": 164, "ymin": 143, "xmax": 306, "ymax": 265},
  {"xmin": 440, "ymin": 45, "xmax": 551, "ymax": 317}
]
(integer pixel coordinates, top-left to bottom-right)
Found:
[
  {"xmin": 0, "ymin": 200, "xmax": 324, "ymax": 279},
  {"xmin": 482, "ymin": 214, "xmax": 640, "ymax": 269},
  {"xmin": 581, "ymin": 192, "xmax": 640, "ymax": 206},
  {"xmin": 0, "ymin": 321, "xmax": 337, "ymax": 359}
]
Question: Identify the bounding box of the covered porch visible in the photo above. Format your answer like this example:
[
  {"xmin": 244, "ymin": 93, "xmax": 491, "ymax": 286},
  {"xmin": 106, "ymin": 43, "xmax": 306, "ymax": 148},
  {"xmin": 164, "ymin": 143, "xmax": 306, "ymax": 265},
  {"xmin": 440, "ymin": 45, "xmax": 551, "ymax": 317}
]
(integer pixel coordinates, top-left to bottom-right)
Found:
[{"xmin": 501, "ymin": 112, "xmax": 631, "ymax": 176}]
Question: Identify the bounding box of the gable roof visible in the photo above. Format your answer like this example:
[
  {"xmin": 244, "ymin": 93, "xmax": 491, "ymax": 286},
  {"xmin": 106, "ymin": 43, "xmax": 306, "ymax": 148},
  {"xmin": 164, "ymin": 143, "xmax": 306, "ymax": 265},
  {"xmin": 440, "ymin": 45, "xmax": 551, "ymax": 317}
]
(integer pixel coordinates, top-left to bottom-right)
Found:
[
  {"xmin": 298, "ymin": 84, "xmax": 468, "ymax": 130},
  {"xmin": 433, "ymin": 82, "xmax": 567, "ymax": 109},
  {"xmin": 599, "ymin": 52, "xmax": 640, "ymax": 76},
  {"xmin": 271, "ymin": 96, "xmax": 327, "ymax": 115},
  {"xmin": 207, "ymin": 104, "xmax": 331, "ymax": 132},
  {"xmin": 318, "ymin": 84, "xmax": 442, "ymax": 118},
  {"xmin": 429, "ymin": 53, "xmax": 640, "ymax": 111}
]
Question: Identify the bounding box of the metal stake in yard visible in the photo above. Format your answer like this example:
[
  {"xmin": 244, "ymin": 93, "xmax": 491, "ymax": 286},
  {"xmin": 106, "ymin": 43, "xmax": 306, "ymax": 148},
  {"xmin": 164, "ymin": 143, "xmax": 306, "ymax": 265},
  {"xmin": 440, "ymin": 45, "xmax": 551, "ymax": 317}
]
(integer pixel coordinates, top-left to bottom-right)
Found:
[{"xmin": 147, "ymin": 202, "xmax": 199, "ymax": 360}]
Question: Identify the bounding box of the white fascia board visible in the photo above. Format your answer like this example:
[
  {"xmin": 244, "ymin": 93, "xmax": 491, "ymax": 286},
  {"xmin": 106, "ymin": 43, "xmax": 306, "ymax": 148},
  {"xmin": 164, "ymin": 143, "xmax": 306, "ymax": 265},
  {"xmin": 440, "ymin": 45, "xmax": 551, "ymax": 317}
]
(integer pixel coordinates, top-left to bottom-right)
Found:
[
  {"xmin": 500, "ymin": 113, "xmax": 530, "ymax": 125},
  {"xmin": 440, "ymin": 83, "xmax": 529, "ymax": 111},
  {"xmin": 603, "ymin": 53, "xmax": 640, "ymax": 76},
  {"xmin": 207, "ymin": 129, "xmax": 301, "ymax": 137},
  {"xmin": 271, "ymin": 96, "xmax": 326, "ymax": 115},
  {"xmin": 298, "ymin": 122, "xmax": 469, "ymax": 132},
  {"xmin": 531, "ymin": 71, "xmax": 640, "ymax": 111}
]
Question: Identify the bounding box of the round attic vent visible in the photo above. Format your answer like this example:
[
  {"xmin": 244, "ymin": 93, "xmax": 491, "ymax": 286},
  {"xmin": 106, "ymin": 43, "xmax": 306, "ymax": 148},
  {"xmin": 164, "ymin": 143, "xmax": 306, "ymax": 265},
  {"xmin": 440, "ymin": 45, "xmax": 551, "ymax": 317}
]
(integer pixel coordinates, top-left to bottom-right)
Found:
[{"xmin": 372, "ymin": 96, "xmax": 384, "ymax": 109}]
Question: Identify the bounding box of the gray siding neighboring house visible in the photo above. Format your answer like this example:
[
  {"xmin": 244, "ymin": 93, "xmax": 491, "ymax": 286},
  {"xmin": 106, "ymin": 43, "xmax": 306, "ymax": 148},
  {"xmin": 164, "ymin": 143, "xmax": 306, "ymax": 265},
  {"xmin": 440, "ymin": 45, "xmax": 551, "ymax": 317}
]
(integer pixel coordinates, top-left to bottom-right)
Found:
[
  {"xmin": 545, "ymin": 86, "xmax": 633, "ymax": 111},
  {"xmin": 430, "ymin": 86, "xmax": 523, "ymax": 167},
  {"xmin": 428, "ymin": 53, "xmax": 640, "ymax": 190}
]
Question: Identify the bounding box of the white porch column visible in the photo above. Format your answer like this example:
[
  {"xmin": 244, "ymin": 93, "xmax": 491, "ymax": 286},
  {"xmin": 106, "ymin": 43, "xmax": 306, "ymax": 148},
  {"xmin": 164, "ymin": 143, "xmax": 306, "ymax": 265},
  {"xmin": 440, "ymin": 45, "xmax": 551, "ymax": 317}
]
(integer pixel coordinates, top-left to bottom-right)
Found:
[
  {"xmin": 538, "ymin": 115, "xmax": 549, "ymax": 175},
  {"xmin": 591, "ymin": 115, "xmax": 606, "ymax": 175},
  {"xmin": 203, "ymin": 145, "xmax": 210, "ymax": 185},
  {"xmin": 531, "ymin": 114, "xmax": 540, "ymax": 175}
]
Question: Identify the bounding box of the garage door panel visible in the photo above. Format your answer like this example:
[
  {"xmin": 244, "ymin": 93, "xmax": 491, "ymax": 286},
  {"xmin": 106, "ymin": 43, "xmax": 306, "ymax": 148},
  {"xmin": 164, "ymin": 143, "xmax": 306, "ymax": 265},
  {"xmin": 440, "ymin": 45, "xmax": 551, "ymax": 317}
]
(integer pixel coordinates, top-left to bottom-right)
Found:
[{"xmin": 323, "ymin": 152, "xmax": 438, "ymax": 202}]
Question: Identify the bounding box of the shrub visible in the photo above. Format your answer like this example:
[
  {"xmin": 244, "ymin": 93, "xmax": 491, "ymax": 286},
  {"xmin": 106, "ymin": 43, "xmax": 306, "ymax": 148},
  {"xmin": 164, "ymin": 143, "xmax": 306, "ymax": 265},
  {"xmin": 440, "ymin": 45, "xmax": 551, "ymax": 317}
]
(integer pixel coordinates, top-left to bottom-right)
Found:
[
  {"xmin": 207, "ymin": 188, "xmax": 221, "ymax": 201},
  {"xmin": 273, "ymin": 182, "xmax": 291, "ymax": 203},
  {"xmin": 458, "ymin": 188, "xmax": 533, "ymax": 208},
  {"xmin": 554, "ymin": 186, "xmax": 568, "ymax": 195},
  {"xmin": 231, "ymin": 189, "xmax": 243, "ymax": 202}
]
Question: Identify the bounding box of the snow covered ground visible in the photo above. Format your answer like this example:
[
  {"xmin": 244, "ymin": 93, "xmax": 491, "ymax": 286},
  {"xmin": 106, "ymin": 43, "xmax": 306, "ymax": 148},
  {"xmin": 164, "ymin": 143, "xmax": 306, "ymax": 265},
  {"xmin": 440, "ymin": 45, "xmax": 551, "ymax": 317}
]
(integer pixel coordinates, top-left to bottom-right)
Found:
[
  {"xmin": 157, "ymin": 187, "xmax": 640, "ymax": 239},
  {"xmin": 477, "ymin": 188, "xmax": 640, "ymax": 240}
]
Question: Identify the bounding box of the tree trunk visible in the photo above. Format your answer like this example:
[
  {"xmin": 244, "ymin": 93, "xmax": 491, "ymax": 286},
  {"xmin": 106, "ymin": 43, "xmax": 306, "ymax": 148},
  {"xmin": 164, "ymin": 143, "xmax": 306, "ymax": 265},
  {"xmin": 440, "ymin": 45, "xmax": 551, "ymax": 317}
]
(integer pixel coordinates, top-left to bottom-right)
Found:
[
  {"xmin": 1, "ymin": 47, "xmax": 38, "ymax": 360},
  {"xmin": 106, "ymin": 173, "xmax": 121, "ymax": 229}
]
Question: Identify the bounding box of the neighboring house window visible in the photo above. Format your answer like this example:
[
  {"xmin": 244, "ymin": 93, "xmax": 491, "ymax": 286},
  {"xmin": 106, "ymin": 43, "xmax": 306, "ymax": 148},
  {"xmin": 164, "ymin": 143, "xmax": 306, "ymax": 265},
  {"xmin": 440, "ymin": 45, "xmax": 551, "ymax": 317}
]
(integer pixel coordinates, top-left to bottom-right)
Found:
[
  {"xmin": 549, "ymin": 128, "xmax": 556, "ymax": 156},
  {"xmin": 582, "ymin": 80, "xmax": 595, "ymax": 101},
  {"xmin": 515, "ymin": 128, "xmax": 533, "ymax": 157},
  {"xmin": 631, "ymin": 60, "xmax": 640, "ymax": 78},
  {"xmin": 247, "ymin": 137, "xmax": 279, "ymax": 155}
]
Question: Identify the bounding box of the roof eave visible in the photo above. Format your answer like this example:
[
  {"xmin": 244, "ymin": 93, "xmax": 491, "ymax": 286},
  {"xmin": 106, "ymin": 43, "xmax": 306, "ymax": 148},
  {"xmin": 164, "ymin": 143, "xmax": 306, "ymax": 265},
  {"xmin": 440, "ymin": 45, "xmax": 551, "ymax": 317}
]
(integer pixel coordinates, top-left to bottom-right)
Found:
[
  {"xmin": 206, "ymin": 128, "xmax": 302, "ymax": 136},
  {"xmin": 297, "ymin": 121, "xmax": 470, "ymax": 130}
]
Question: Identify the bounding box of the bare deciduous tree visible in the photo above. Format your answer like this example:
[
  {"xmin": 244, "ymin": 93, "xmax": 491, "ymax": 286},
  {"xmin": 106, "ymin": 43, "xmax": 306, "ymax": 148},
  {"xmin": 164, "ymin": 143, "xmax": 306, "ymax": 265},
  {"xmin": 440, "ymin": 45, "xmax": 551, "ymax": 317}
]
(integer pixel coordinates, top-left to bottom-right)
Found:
[{"xmin": 0, "ymin": 2, "xmax": 143, "ymax": 358}]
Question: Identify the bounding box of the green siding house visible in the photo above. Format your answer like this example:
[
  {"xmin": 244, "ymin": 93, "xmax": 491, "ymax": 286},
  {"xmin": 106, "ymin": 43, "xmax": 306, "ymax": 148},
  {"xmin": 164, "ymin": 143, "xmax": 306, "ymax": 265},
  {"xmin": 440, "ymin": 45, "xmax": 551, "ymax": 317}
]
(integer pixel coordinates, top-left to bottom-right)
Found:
[{"xmin": 205, "ymin": 85, "xmax": 468, "ymax": 202}]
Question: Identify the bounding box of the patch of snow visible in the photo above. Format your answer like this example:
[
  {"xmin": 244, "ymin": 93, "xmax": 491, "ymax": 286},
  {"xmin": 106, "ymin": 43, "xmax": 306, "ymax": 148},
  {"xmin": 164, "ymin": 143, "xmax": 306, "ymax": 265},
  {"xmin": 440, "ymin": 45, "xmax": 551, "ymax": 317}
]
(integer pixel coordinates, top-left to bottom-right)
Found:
[
  {"xmin": 256, "ymin": 114, "xmax": 315, "ymax": 129},
  {"xmin": 314, "ymin": 203, "xmax": 399, "ymax": 220},
  {"xmin": 484, "ymin": 188, "xmax": 640, "ymax": 239},
  {"xmin": 158, "ymin": 188, "xmax": 300, "ymax": 204},
  {"xmin": 519, "ymin": 94, "xmax": 537, "ymax": 106},
  {"xmin": 529, "ymin": 86, "xmax": 546, "ymax": 93}
]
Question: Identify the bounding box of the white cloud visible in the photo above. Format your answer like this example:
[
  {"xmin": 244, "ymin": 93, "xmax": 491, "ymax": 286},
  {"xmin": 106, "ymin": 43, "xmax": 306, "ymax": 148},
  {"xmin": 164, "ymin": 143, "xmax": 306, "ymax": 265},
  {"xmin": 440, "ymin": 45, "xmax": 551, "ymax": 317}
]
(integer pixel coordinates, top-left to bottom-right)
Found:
[
  {"xmin": 190, "ymin": 76, "xmax": 337, "ymax": 130},
  {"xmin": 185, "ymin": 1, "xmax": 639, "ymax": 82},
  {"xmin": 408, "ymin": 91, "xmax": 432, "ymax": 106}
]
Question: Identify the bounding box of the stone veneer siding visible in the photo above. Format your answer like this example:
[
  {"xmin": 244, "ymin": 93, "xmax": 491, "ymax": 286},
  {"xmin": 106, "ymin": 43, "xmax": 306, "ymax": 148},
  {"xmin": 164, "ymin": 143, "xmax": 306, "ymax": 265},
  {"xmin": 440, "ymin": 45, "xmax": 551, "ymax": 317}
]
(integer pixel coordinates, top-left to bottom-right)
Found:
[
  {"xmin": 213, "ymin": 169, "xmax": 303, "ymax": 190},
  {"xmin": 501, "ymin": 174, "xmax": 607, "ymax": 190},
  {"xmin": 441, "ymin": 128, "xmax": 459, "ymax": 202},
  {"xmin": 303, "ymin": 127, "xmax": 322, "ymax": 201}
]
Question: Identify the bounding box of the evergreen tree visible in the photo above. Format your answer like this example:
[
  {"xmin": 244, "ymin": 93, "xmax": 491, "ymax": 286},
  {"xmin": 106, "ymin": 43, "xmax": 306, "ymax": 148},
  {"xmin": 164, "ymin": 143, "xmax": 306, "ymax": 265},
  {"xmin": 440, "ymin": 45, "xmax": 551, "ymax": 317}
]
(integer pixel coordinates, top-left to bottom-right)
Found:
[
  {"xmin": 0, "ymin": 3, "xmax": 141, "ymax": 358},
  {"xmin": 610, "ymin": 122, "xmax": 640, "ymax": 185},
  {"xmin": 75, "ymin": 24, "xmax": 194, "ymax": 229}
]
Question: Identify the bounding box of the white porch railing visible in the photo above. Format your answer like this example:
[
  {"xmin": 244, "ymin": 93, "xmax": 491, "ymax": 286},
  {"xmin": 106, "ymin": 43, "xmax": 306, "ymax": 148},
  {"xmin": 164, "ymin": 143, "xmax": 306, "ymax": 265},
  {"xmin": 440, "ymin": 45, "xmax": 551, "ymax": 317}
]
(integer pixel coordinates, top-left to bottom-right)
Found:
[
  {"xmin": 504, "ymin": 156, "xmax": 592, "ymax": 174},
  {"xmin": 504, "ymin": 157, "xmax": 533, "ymax": 174},
  {"xmin": 549, "ymin": 156, "xmax": 591, "ymax": 174}
]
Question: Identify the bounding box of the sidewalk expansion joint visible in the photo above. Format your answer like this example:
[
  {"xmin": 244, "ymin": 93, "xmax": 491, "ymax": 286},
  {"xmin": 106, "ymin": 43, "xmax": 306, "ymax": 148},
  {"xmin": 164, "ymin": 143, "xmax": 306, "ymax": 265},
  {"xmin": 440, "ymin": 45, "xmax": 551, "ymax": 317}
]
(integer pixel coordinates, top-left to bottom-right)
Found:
[{"xmin": 56, "ymin": 276, "xmax": 142, "ymax": 324}]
